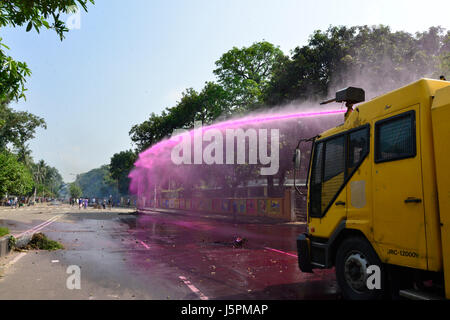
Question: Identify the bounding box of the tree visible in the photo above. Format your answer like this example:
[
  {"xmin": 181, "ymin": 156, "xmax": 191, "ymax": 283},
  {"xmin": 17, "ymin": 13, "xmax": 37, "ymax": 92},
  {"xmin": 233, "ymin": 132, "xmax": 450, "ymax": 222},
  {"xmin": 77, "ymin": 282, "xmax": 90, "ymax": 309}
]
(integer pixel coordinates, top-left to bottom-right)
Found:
[
  {"xmin": 28, "ymin": 160, "xmax": 64, "ymax": 198},
  {"xmin": 75, "ymin": 165, "xmax": 119, "ymax": 199},
  {"xmin": 0, "ymin": 42, "xmax": 31, "ymax": 103},
  {"xmin": 110, "ymin": 150, "xmax": 138, "ymax": 195},
  {"xmin": 31, "ymin": 159, "xmax": 47, "ymax": 199},
  {"xmin": 0, "ymin": 101, "xmax": 46, "ymax": 151},
  {"xmin": 45, "ymin": 166, "xmax": 63, "ymax": 196},
  {"xmin": 438, "ymin": 30, "xmax": 450, "ymax": 76},
  {"xmin": 0, "ymin": 0, "xmax": 95, "ymax": 103},
  {"xmin": 0, "ymin": 151, "xmax": 34, "ymax": 197},
  {"xmin": 214, "ymin": 41, "xmax": 287, "ymax": 111},
  {"xmin": 127, "ymin": 25, "xmax": 450, "ymax": 200},
  {"xmin": 0, "ymin": 1, "xmax": 94, "ymax": 201},
  {"xmin": 15, "ymin": 144, "xmax": 33, "ymax": 168},
  {"xmin": 129, "ymin": 112, "xmax": 170, "ymax": 152},
  {"xmin": 195, "ymin": 82, "xmax": 231, "ymax": 123},
  {"xmin": 69, "ymin": 183, "xmax": 82, "ymax": 199},
  {"xmin": 264, "ymin": 26, "xmax": 357, "ymax": 105},
  {"xmin": 32, "ymin": 160, "xmax": 47, "ymax": 186},
  {"xmin": 264, "ymin": 25, "xmax": 450, "ymax": 106},
  {"xmin": 130, "ymin": 82, "xmax": 230, "ymax": 152}
]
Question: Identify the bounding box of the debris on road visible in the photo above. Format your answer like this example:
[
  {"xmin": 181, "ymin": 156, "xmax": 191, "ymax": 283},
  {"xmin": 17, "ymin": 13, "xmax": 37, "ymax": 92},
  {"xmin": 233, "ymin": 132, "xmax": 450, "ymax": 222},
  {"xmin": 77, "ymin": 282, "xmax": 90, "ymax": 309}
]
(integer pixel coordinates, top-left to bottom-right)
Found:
[
  {"xmin": 24, "ymin": 233, "xmax": 64, "ymax": 251},
  {"xmin": 119, "ymin": 211, "xmax": 138, "ymax": 216},
  {"xmin": 233, "ymin": 237, "xmax": 247, "ymax": 248},
  {"xmin": 211, "ymin": 237, "xmax": 248, "ymax": 248}
]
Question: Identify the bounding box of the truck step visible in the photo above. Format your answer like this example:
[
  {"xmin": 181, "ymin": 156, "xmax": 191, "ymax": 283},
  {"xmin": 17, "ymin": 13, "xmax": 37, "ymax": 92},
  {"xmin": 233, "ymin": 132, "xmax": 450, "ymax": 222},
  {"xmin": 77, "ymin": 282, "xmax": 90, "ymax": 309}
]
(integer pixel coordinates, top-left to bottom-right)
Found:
[{"xmin": 399, "ymin": 289, "xmax": 444, "ymax": 300}]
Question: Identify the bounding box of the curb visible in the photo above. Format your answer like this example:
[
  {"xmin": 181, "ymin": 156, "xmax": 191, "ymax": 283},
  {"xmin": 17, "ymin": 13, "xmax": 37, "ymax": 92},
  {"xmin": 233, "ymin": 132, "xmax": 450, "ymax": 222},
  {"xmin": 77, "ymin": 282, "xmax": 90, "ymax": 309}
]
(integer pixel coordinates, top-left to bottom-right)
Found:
[
  {"xmin": 0, "ymin": 235, "xmax": 11, "ymax": 257},
  {"xmin": 138, "ymin": 207, "xmax": 292, "ymax": 225},
  {"xmin": 0, "ymin": 232, "xmax": 36, "ymax": 258}
]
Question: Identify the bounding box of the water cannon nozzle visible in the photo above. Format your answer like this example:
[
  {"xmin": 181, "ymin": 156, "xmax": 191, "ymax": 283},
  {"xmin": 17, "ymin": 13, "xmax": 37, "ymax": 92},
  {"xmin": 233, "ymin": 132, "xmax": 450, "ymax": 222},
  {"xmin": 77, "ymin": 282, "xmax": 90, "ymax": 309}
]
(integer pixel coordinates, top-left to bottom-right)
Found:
[{"xmin": 320, "ymin": 87, "xmax": 365, "ymax": 106}]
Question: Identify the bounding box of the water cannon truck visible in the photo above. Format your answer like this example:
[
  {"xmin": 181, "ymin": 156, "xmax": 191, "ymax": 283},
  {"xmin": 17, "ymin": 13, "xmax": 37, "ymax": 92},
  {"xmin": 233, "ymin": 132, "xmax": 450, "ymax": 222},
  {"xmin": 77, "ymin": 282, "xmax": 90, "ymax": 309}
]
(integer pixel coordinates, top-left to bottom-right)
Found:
[{"xmin": 294, "ymin": 78, "xmax": 450, "ymax": 300}]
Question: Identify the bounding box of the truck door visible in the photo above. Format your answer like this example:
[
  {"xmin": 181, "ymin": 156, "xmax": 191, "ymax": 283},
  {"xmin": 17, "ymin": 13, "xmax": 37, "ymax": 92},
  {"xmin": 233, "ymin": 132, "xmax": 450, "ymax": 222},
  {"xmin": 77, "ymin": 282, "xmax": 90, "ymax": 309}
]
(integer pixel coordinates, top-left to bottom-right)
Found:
[{"xmin": 372, "ymin": 106, "xmax": 427, "ymax": 269}]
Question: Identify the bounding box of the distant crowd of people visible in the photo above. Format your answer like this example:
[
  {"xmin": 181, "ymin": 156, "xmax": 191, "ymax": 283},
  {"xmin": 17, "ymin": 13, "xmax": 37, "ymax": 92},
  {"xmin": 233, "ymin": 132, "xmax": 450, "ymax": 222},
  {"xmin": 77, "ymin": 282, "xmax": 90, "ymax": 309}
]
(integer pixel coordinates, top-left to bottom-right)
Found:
[
  {"xmin": 5, "ymin": 197, "xmax": 19, "ymax": 208},
  {"xmin": 69, "ymin": 197, "xmax": 134, "ymax": 209},
  {"xmin": 1, "ymin": 197, "xmax": 55, "ymax": 208},
  {"xmin": 70, "ymin": 197, "xmax": 106, "ymax": 209},
  {"xmin": 2, "ymin": 196, "xmax": 134, "ymax": 210}
]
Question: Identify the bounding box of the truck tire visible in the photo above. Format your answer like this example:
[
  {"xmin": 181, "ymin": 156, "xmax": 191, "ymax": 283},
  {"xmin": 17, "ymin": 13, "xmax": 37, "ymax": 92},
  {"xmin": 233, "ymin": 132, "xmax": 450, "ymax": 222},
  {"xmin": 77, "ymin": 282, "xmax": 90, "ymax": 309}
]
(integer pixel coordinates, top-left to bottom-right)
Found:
[{"xmin": 335, "ymin": 237, "xmax": 386, "ymax": 300}]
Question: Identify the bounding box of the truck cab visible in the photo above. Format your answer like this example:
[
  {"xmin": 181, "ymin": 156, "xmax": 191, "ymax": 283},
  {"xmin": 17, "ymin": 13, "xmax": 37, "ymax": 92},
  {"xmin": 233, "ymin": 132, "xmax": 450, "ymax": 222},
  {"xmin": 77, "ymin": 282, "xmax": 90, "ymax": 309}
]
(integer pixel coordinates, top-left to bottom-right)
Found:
[{"xmin": 296, "ymin": 78, "xmax": 450, "ymax": 300}]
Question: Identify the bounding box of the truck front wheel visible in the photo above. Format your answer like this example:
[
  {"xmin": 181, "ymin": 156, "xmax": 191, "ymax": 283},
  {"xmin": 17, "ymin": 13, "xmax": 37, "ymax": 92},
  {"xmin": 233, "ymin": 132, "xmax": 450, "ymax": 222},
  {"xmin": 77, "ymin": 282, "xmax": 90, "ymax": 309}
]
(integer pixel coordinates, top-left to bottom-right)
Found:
[{"xmin": 335, "ymin": 237, "xmax": 386, "ymax": 300}]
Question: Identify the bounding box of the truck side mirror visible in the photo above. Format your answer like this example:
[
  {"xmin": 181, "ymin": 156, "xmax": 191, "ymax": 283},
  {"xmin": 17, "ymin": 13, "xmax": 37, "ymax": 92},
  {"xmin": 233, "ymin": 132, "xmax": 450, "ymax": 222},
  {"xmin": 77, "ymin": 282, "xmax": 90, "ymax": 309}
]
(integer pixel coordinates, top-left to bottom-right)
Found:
[{"xmin": 294, "ymin": 148, "xmax": 302, "ymax": 170}]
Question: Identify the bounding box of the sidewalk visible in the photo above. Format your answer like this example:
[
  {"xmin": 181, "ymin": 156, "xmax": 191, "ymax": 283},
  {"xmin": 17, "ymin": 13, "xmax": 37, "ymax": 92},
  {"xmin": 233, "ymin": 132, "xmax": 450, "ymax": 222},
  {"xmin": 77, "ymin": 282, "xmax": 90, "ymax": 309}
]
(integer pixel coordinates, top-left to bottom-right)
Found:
[{"xmin": 139, "ymin": 207, "xmax": 306, "ymax": 226}]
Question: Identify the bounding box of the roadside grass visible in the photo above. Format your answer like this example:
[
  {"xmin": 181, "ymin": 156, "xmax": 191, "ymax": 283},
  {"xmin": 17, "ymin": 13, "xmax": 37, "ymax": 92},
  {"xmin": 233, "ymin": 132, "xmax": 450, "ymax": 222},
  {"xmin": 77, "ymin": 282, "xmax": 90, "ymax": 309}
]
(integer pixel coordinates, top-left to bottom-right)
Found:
[
  {"xmin": 26, "ymin": 233, "xmax": 64, "ymax": 251},
  {"xmin": 0, "ymin": 227, "xmax": 9, "ymax": 237}
]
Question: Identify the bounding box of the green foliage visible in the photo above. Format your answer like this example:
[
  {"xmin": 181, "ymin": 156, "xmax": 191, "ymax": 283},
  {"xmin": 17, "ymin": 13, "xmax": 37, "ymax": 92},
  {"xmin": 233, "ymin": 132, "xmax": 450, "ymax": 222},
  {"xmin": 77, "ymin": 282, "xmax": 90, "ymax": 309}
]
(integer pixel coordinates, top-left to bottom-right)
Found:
[
  {"xmin": 69, "ymin": 183, "xmax": 82, "ymax": 199},
  {"xmin": 8, "ymin": 235, "xmax": 16, "ymax": 249},
  {"xmin": 214, "ymin": 41, "xmax": 287, "ymax": 111},
  {"xmin": 0, "ymin": 227, "xmax": 9, "ymax": 237},
  {"xmin": 437, "ymin": 30, "xmax": 450, "ymax": 77},
  {"xmin": 0, "ymin": 1, "xmax": 94, "ymax": 199},
  {"xmin": 0, "ymin": 101, "xmax": 47, "ymax": 151},
  {"xmin": 129, "ymin": 27, "xmax": 450, "ymax": 152},
  {"xmin": 0, "ymin": 151, "xmax": 34, "ymax": 197},
  {"xmin": 0, "ymin": 150, "xmax": 63, "ymax": 199},
  {"xmin": 126, "ymin": 25, "xmax": 449, "ymax": 198},
  {"xmin": 0, "ymin": 1, "xmax": 94, "ymax": 40},
  {"xmin": 265, "ymin": 25, "xmax": 450, "ymax": 105},
  {"xmin": 110, "ymin": 150, "xmax": 137, "ymax": 195},
  {"xmin": 74, "ymin": 165, "xmax": 118, "ymax": 199},
  {"xmin": 0, "ymin": 43, "xmax": 31, "ymax": 102},
  {"xmin": 0, "ymin": 0, "xmax": 94, "ymax": 102},
  {"xmin": 130, "ymin": 82, "xmax": 230, "ymax": 151},
  {"xmin": 44, "ymin": 165, "xmax": 63, "ymax": 195},
  {"xmin": 30, "ymin": 160, "xmax": 62, "ymax": 198},
  {"xmin": 26, "ymin": 233, "xmax": 64, "ymax": 251}
]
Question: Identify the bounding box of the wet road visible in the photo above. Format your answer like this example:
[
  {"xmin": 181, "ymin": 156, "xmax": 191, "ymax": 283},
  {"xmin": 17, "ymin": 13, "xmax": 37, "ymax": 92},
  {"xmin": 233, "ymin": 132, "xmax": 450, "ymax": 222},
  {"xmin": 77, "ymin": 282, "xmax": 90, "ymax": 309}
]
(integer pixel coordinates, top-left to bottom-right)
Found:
[{"xmin": 0, "ymin": 206, "xmax": 338, "ymax": 300}]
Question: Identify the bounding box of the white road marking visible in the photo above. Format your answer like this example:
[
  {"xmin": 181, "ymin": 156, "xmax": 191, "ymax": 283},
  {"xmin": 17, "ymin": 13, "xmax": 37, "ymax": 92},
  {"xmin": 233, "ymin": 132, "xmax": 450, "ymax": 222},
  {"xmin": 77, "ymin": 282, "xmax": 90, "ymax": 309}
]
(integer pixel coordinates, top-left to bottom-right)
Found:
[
  {"xmin": 139, "ymin": 241, "xmax": 150, "ymax": 249},
  {"xmin": 179, "ymin": 276, "xmax": 209, "ymax": 300},
  {"xmin": 14, "ymin": 214, "xmax": 63, "ymax": 238},
  {"xmin": 3, "ymin": 252, "xmax": 27, "ymax": 269},
  {"xmin": 264, "ymin": 247, "xmax": 298, "ymax": 258}
]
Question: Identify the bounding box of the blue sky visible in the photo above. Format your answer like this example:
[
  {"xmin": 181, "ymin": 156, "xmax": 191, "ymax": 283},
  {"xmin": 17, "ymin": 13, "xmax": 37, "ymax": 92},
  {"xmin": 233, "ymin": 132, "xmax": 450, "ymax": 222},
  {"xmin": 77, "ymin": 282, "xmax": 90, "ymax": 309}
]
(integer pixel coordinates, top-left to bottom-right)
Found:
[{"xmin": 2, "ymin": 0, "xmax": 450, "ymax": 182}]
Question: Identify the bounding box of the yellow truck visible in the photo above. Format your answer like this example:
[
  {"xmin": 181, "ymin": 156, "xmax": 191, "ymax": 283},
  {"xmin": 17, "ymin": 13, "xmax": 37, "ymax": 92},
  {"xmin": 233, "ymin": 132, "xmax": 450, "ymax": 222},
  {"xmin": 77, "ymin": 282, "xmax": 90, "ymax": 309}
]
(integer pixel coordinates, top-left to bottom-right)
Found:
[{"xmin": 294, "ymin": 78, "xmax": 450, "ymax": 300}]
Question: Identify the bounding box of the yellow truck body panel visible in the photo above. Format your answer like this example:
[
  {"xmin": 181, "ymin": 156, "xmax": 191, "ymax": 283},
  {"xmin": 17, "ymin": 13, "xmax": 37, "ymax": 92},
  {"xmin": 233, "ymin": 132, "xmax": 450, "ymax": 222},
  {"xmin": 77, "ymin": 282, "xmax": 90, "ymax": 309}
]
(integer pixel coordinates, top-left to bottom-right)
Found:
[
  {"xmin": 306, "ymin": 79, "xmax": 450, "ymax": 284},
  {"xmin": 431, "ymin": 85, "xmax": 450, "ymax": 299}
]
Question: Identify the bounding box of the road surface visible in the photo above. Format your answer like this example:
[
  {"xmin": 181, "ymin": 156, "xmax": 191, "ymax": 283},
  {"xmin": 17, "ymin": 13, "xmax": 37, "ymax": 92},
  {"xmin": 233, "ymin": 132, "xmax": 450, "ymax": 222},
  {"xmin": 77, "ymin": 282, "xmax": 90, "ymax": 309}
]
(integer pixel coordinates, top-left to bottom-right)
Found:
[{"xmin": 0, "ymin": 205, "xmax": 338, "ymax": 300}]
